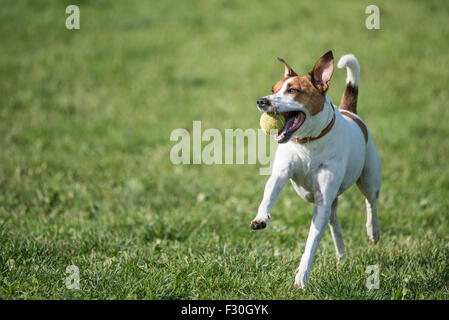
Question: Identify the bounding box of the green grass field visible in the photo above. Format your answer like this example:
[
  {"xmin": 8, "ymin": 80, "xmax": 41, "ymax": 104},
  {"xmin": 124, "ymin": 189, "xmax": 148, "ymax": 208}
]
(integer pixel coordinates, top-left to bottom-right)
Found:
[{"xmin": 1, "ymin": 0, "xmax": 448, "ymax": 299}]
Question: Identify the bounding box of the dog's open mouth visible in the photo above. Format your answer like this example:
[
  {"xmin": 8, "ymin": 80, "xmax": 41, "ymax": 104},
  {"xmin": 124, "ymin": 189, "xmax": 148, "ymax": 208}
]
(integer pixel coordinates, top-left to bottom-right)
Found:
[{"xmin": 276, "ymin": 111, "xmax": 306, "ymax": 143}]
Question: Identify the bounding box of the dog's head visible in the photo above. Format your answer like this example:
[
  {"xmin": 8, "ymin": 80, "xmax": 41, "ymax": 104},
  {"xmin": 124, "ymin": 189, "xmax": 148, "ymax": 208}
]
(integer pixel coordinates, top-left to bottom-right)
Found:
[{"xmin": 257, "ymin": 51, "xmax": 334, "ymax": 143}]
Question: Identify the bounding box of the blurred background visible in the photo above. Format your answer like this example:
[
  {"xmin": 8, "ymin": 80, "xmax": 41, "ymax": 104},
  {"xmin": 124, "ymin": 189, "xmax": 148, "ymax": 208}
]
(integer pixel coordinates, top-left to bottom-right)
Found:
[{"xmin": 0, "ymin": 0, "xmax": 448, "ymax": 299}]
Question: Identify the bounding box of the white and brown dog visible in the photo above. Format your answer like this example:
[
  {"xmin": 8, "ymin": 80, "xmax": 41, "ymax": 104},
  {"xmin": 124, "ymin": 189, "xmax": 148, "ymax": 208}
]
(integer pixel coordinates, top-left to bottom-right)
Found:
[{"xmin": 251, "ymin": 51, "xmax": 381, "ymax": 289}]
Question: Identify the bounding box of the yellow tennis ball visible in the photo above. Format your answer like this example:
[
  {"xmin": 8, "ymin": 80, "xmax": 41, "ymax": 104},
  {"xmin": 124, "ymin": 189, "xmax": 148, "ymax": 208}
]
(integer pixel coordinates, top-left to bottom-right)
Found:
[{"xmin": 260, "ymin": 112, "xmax": 285, "ymax": 134}]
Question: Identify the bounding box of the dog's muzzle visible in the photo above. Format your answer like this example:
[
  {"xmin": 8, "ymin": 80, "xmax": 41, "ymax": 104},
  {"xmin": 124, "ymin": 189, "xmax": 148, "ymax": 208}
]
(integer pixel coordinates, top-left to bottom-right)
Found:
[{"xmin": 257, "ymin": 97, "xmax": 271, "ymax": 110}]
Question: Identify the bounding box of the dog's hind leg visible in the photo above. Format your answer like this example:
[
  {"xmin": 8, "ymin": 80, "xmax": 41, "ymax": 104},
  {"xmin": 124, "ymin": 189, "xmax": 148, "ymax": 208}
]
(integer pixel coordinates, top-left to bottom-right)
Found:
[
  {"xmin": 357, "ymin": 141, "xmax": 382, "ymax": 244},
  {"xmin": 363, "ymin": 198, "xmax": 380, "ymax": 244},
  {"xmin": 328, "ymin": 197, "xmax": 346, "ymax": 263}
]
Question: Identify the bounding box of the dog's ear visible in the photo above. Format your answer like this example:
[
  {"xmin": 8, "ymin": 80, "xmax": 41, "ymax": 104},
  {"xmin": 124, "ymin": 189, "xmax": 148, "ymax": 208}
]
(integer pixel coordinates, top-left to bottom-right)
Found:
[
  {"xmin": 277, "ymin": 57, "xmax": 297, "ymax": 78},
  {"xmin": 309, "ymin": 51, "xmax": 334, "ymax": 92}
]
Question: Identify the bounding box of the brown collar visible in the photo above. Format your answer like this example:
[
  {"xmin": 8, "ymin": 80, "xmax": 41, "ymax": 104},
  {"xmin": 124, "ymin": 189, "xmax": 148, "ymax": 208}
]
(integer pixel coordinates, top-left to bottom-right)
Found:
[{"xmin": 291, "ymin": 105, "xmax": 336, "ymax": 144}]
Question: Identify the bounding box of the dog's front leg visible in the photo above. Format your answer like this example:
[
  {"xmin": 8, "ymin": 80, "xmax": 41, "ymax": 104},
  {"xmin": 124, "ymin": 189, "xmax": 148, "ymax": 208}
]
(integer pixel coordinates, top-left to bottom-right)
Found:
[
  {"xmin": 250, "ymin": 172, "xmax": 290, "ymax": 230},
  {"xmin": 294, "ymin": 167, "xmax": 341, "ymax": 289}
]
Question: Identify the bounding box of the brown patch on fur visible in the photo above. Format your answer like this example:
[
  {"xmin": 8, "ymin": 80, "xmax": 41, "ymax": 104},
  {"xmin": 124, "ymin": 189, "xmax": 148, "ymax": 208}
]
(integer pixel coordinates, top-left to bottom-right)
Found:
[
  {"xmin": 271, "ymin": 58, "xmax": 298, "ymax": 94},
  {"xmin": 339, "ymin": 83, "xmax": 359, "ymax": 114},
  {"xmin": 340, "ymin": 110, "xmax": 368, "ymax": 143},
  {"xmin": 272, "ymin": 52, "xmax": 335, "ymax": 115},
  {"xmin": 285, "ymin": 76, "xmax": 326, "ymax": 115},
  {"xmin": 272, "ymin": 76, "xmax": 291, "ymax": 94}
]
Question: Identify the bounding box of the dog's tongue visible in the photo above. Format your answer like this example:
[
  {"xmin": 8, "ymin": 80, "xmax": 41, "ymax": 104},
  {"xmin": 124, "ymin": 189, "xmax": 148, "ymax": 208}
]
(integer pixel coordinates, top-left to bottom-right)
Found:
[{"xmin": 276, "ymin": 112, "xmax": 306, "ymax": 143}]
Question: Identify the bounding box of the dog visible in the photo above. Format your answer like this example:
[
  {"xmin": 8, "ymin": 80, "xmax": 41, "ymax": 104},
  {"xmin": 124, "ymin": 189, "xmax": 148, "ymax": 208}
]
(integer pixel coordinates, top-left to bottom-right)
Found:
[{"xmin": 250, "ymin": 51, "xmax": 381, "ymax": 289}]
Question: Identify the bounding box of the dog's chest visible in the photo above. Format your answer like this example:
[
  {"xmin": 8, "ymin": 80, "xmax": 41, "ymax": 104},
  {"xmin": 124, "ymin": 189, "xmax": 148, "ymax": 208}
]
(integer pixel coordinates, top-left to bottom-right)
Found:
[
  {"xmin": 289, "ymin": 146, "xmax": 328, "ymax": 193},
  {"xmin": 281, "ymin": 139, "xmax": 343, "ymax": 201}
]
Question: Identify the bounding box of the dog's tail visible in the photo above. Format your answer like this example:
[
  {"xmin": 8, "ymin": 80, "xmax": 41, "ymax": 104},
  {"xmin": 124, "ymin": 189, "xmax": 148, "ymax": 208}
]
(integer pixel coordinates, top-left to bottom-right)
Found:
[{"xmin": 337, "ymin": 54, "xmax": 360, "ymax": 114}]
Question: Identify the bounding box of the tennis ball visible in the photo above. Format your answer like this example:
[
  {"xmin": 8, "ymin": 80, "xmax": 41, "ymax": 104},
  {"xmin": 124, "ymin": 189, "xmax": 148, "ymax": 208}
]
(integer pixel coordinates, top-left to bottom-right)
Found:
[{"xmin": 260, "ymin": 112, "xmax": 285, "ymax": 134}]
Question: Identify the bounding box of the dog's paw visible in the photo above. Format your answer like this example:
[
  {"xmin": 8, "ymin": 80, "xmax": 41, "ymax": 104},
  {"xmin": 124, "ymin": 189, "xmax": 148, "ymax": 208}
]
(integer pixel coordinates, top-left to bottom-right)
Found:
[
  {"xmin": 294, "ymin": 268, "xmax": 309, "ymax": 290},
  {"xmin": 367, "ymin": 223, "xmax": 381, "ymax": 244},
  {"xmin": 368, "ymin": 236, "xmax": 380, "ymax": 245},
  {"xmin": 249, "ymin": 220, "xmax": 266, "ymax": 230},
  {"xmin": 337, "ymin": 253, "xmax": 347, "ymax": 266}
]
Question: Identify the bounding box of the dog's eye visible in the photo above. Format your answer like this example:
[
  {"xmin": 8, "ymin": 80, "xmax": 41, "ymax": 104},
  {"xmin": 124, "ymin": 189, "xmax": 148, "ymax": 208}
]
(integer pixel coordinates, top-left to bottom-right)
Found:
[{"xmin": 287, "ymin": 88, "xmax": 300, "ymax": 94}]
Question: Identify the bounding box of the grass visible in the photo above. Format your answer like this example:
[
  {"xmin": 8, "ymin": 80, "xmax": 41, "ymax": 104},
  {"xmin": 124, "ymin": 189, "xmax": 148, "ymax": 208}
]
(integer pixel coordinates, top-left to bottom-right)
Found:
[{"xmin": 0, "ymin": 0, "xmax": 448, "ymax": 299}]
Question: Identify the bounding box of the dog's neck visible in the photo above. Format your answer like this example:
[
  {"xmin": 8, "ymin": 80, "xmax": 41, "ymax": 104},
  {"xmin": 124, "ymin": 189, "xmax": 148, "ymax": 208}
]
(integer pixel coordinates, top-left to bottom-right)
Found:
[{"xmin": 294, "ymin": 95, "xmax": 335, "ymax": 140}]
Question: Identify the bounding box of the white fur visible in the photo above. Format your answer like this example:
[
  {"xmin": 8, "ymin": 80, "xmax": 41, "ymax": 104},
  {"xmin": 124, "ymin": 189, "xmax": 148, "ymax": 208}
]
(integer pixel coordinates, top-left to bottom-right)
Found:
[
  {"xmin": 337, "ymin": 54, "xmax": 360, "ymax": 86},
  {"xmin": 252, "ymin": 54, "xmax": 381, "ymax": 289}
]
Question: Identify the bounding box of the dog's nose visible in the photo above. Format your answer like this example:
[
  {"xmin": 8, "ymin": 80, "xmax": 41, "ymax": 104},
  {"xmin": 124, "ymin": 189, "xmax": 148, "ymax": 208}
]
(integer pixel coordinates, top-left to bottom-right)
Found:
[{"xmin": 257, "ymin": 98, "xmax": 271, "ymax": 108}]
